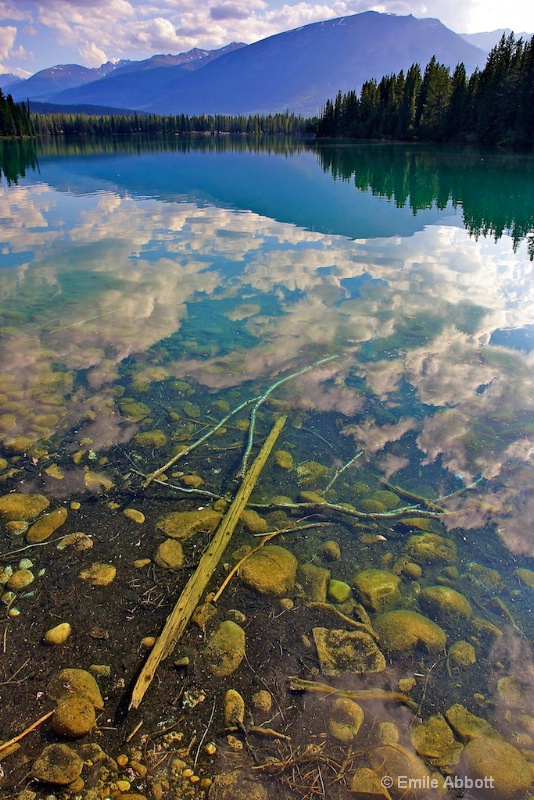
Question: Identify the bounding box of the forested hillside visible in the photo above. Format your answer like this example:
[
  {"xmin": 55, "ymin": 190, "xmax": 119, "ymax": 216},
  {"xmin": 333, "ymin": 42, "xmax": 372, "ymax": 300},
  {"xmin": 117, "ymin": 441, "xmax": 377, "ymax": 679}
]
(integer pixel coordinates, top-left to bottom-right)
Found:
[
  {"xmin": 0, "ymin": 90, "xmax": 34, "ymax": 137},
  {"xmin": 317, "ymin": 34, "xmax": 534, "ymax": 149}
]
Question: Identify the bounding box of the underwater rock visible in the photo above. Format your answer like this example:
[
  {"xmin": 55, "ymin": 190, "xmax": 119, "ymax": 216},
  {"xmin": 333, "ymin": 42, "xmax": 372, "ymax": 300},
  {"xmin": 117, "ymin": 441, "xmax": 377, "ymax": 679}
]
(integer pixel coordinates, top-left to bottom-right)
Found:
[
  {"xmin": 296, "ymin": 460, "xmax": 329, "ymax": 486},
  {"xmin": 297, "ymin": 490, "xmax": 326, "ymax": 504},
  {"xmin": 6, "ymin": 569, "xmax": 34, "ymax": 591},
  {"xmin": 181, "ymin": 474, "xmax": 203, "ymax": 488},
  {"xmin": 31, "ymin": 744, "xmax": 83, "ymax": 785},
  {"xmin": 328, "ymin": 579, "xmax": 352, "ymax": 603},
  {"xmin": 119, "ymin": 399, "xmax": 151, "ymax": 421},
  {"xmin": 79, "ymin": 562, "xmax": 116, "ymax": 586},
  {"xmin": 239, "ymin": 545, "xmax": 298, "ymax": 596},
  {"xmin": 371, "ymin": 490, "xmax": 400, "ymax": 509},
  {"xmin": 27, "ymin": 506, "xmax": 68, "ymax": 543},
  {"xmin": 369, "ymin": 743, "xmax": 430, "ymax": 799},
  {"xmin": 464, "ymin": 562, "xmax": 503, "ymax": 592},
  {"xmin": 312, "ymin": 627, "xmax": 386, "ymax": 675},
  {"xmin": 353, "ymin": 569, "xmax": 401, "ymax": 613},
  {"xmin": 496, "ymin": 676, "xmax": 529, "ymax": 708},
  {"xmin": 84, "ymin": 469, "xmax": 114, "ymax": 492},
  {"xmin": 418, "ymin": 586, "xmax": 472, "ymax": 627},
  {"xmin": 359, "ymin": 499, "xmax": 387, "ymax": 513},
  {"xmin": 402, "ymin": 562, "xmax": 422, "ymax": 580},
  {"xmin": 153, "ymin": 538, "xmax": 183, "ymax": 569},
  {"xmin": 123, "ymin": 508, "xmax": 145, "ymax": 524},
  {"xmin": 134, "ymin": 430, "xmax": 167, "ymax": 448},
  {"xmin": 448, "ymin": 641, "xmax": 476, "ymax": 668},
  {"xmin": 156, "ymin": 508, "xmax": 222, "ymax": 540},
  {"xmin": 0, "ymin": 492, "xmax": 50, "ymax": 521},
  {"xmin": 204, "ymin": 620, "xmax": 246, "ymax": 677},
  {"xmin": 350, "ymin": 767, "xmax": 392, "ymax": 800},
  {"xmin": 459, "ymin": 736, "xmax": 531, "ymax": 800},
  {"xmin": 47, "ymin": 668, "xmax": 104, "ymax": 708},
  {"xmin": 224, "ymin": 689, "xmax": 245, "ymax": 727},
  {"xmin": 404, "ymin": 533, "xmax": 457, "ymax": 565},
  {"xmin": 321, "ymin": 540, "xmax": 341, "ymax": 561},
  {"xmin": 299, "ymin": 563, "xmax": 330, "ymax": 602},
  {"xmin": 208, "ymin": 769, "xmax": 268, "ymax": 800},
  {"xmin": 373, "ymin": 610, "xmax": 447, "ymax": 655},
  {"xmin": 3, "ymin": 436, "xmax": 36, "ymax": 454},
  {"xmin": 52, "ymin": 696, "xmax": 96, "ymax": 738},
  {"xmin": 239, "ymin": 509, "xmax": 268, "ymax": 534},
  {"xmin": 328, "ymin": 698, "xmax": 364, "ymax": 742},
  {"xmin": 274, "ymin": 450, "xmax": 294, "ymax": 470},
  {"xmin": 515, "ymin": 568, "xmax": 534, "ymax": 588},
  {"xmin": 44, "ymin": 622, "xmax": 72, "ymax": 645},
  {"xmin": 410, "ymin": 714, "xmax": 463, "ymax": 770},
  {"xmin": 444, "ymin": 704, "xmax": 499, "ymax": 742},
  {"xmin": 252, "ymin": 690, "xmax": 272, "ymax": 712}
]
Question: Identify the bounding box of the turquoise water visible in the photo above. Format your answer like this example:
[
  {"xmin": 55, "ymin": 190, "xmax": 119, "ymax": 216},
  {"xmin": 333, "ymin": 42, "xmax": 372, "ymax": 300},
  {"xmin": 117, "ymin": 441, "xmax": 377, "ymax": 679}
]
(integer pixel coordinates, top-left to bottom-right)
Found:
[{"xmin": 0, "ymin": 136, "xmax": 533, "ymax": 799}]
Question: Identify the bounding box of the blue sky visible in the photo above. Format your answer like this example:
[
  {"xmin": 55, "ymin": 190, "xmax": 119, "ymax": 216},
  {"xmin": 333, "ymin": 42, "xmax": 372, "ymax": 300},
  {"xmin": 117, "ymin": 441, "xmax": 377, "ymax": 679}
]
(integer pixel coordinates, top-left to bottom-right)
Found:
[{"xmin": 1, "ymin": 0, "xmax": 533, "ymax": 78}]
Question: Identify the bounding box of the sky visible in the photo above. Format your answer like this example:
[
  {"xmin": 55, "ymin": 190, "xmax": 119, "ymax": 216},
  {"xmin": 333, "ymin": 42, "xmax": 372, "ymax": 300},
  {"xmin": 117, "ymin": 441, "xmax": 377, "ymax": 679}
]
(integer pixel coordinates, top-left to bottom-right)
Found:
[{"xmin": 1, "ymin": 0, "xmax": 533, "ymax": 78}]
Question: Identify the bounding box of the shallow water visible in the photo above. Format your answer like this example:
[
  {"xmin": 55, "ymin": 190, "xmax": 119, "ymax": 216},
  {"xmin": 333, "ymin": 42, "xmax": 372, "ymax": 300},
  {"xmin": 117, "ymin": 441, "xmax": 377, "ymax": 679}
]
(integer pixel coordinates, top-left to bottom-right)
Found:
[{"xmin": 0, "ymin": 136, "xmax": 533, "ymax": 799}]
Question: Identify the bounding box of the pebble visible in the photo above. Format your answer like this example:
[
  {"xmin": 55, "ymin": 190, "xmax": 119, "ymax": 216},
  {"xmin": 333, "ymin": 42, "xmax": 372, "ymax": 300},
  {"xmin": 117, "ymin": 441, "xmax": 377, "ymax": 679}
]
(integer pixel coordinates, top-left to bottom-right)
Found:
[
  {"xmin": 44, "ymin": 622, "xmax": 72, "ymax": 645},
  {"xmin": 123, "ymin": 508, "xmax": 145, "ymax": 524}
]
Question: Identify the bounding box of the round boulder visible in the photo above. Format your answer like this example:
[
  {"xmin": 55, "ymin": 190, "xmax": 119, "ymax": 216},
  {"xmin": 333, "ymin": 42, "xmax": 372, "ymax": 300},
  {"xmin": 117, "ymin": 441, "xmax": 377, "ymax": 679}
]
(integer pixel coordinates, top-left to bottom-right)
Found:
[
  {"xmin": 52, "ymin": 696, "xmax": 96, "ymax": 738},
  {"xmin": 239, "ymin": 545, "xmax": 297, "ymax": 596},
  {"xmin": 373, "ymin": 609, "xmax": 447, "ymax": 654},
  {"xmin": 328, "ymin": 698, "xmax": 364, "ymax": 742},
  {"xmin": 459, "ymin": 736, "xmax": 531, "ymax": 800}
]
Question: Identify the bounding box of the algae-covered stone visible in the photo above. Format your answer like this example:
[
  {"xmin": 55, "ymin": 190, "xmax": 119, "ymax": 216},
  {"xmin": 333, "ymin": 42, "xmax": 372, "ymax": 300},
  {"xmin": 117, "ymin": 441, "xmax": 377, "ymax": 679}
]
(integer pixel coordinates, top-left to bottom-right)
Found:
[
  {"xmin": 224, "ymin": 689, "xmax": 245, "ymax": 727},
  {"xmin": 312, "ymin": 627, "xmax": 386, "ymax": 675},
  {"xmin": 239, "ymin": 545, "xmax": 297, "ymax": 596},
  {"xmin": 459, "ymin": 737, "xmax": 531, "ymax": 800},
  {"xmin": 52, "ymin": 696, "xmax": 96, "ymax": 738},
  {"xmin": 6, "ymin": 569, "xmax": 34, "ymax": 591},
  {"xmin": 328, "ymin": 698, "xmax": 364, "ymax": 742},
  {"xmin": 516, "ymin": 568, "xmax": 534, "ymax": 588},
  {"xmin": 321, "ymin": 540, "xmax": 341, "ymax": 561},
  {"xmin": 27, "ymin": 506, "xmax": 67, "ymax": 543},
  {"xmin": 204, "ymin": 620, "xmax": 245, "ymax": 677},
  {"xmin": 418, "ymin": 586, "xmax": 472, "ymax": 627},
  {"xmin": 47, "ymin": 668, "xmax": 103, "ymax": 708},
  {"xmin": 448, "ymin": 641, "xmax": 476, "ymax": 668},
  {"xmin": 123, "ymin": 508, "xmax": 145, "ymax": 524},
  {"xmin": 298, "ymin": 490, "xmax": 326, "ymax": 504},
  {"xmin": 239, "ymin": 509, "xmax": 268, "ymax": 534},
  {"xmin": 79, "ymin": 562, "xmax": 116, "ymax": 586},
  {"xmin": 405, "ymin": 533, "xmax": 457, "ymax": 565},
  {"xmin": 274, "ymin": 450, "xmax": 294, "ymax": 470},
  {"xmin": 496, "ymin": 676, "xmax": 529, "ymax": 708},
  {"xmin": 369, "ymin": 744, "xmax": 430, "ymax": 799},
  {"xmin": 208, "ymin": 769, "xmax": 268, "ymax": 800},
  {"xmin": 444, "ymin": 704, "xmax": 499, "ymax": 742},
  {"xmin": 373, "ymin": 610, "xmax": 446, "ymax": 655},
  {"xmin": 296, "ymin": 460, "xmax": 329, "ymax": 486},
  {"xmin": 350, "ymin": 767, "xmax": 392, "ymax": 800},
  {"xmin": 156, "ymin": 508, "xmax": 222, "ymax": 540},
  {"xmin": 328, "ymin": 579, "xmax": 352, "ymax": 603},
  {"xmin": 119, "ymin": 399, "xmax": 151, "ymax": 421},
  {"xmin": 31, "ymin": 744, "xmax": 83, "ymax": 785},
  {"xmin": 134, "ymin": 430, "xmax": 167, "ymax": 449},
  {"xmin": 0, "ymin": 492, "xmax": 50, "ymax": 521},
  {"xmin": 44, "ymin": 622, "xmax": 72, "ymax": 645},
  {"xmin": 353, "ymin": 569, "xmax": 401, "ymax": 613},
  {"xmin": 299, "ymin": 563, "xmax": 330, "ymax": 602},
  {"xmin": 410, "ymin": 714, "xmax": 463, "ymax": 770},
  {"xmin": 371, "ymin": 490, "xmax": 400, "ymax": 509},
  {"xmin": 154, "ymin": 539, "xmax": 183, "ymax": 569}
]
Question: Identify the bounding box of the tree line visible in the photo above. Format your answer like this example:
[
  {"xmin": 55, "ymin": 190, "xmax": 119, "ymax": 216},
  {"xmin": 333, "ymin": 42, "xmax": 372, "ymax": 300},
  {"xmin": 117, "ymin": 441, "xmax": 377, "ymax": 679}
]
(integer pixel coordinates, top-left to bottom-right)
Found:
[
  {"xmin": 30, "ymin": 110, "xmax": 311, "ymax": 137},
  {"xmin": 316, "ymin": 34, "xmax": 534, "ymax": 149},
  {"xmin": 0, "ymin": 89, "xmax": 34, "ymax": 137}
]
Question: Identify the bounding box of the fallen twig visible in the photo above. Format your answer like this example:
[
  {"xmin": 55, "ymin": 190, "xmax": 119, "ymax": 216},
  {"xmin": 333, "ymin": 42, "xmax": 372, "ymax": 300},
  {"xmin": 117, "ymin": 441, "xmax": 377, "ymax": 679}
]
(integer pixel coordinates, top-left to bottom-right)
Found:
[{"xmin": 0, "ymin": 710, "xmax": 54, "ymax": 753}]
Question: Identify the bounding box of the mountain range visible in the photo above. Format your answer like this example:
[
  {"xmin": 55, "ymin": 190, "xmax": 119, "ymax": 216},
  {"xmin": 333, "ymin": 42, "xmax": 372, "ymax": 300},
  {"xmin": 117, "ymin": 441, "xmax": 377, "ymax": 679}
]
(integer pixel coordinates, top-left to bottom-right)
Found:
[{"xmin": 6, "ymin": 13, "xmax": 527, "ymax": 117}]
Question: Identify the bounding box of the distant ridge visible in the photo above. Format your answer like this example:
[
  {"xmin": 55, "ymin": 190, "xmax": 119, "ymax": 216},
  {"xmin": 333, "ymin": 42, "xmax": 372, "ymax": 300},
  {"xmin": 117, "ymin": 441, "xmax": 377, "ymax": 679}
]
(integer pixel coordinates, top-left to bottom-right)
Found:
[
  {"xmin": 47, "ymin": 12, "xmax": 488, "ymax": 117},
  {"xmin": 28, "ymin": 101, "xmax": 145, "ymax": 116}
]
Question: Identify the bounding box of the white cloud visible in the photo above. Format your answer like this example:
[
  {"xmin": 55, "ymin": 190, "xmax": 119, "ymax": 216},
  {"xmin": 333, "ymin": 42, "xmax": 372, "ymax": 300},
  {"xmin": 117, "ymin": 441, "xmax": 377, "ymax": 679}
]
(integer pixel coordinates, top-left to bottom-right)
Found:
[{"xmin": 0, "ymin": 24, "xmax": 16, "ymax": 59}]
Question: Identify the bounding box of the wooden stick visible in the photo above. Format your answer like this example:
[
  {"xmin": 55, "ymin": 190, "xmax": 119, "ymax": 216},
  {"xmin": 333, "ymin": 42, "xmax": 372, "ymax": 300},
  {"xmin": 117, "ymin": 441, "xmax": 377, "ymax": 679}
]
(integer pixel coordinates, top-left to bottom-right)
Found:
[
  {"xmin": 0, "ymin": 710, "xmax": 54, "ymax": 753},
  {"xmin": 129, "ymin": 414, "xmax": 287, "ymax": 710}
]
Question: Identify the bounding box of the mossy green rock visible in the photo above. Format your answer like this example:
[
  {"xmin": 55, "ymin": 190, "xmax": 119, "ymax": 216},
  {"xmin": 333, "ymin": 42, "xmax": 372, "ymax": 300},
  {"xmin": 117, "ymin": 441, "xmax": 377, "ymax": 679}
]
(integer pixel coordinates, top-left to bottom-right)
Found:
[
  {"xmin": 374, "ymin": 610, "xmax": 447, "ymax": 654},
  {"xmin": 274, "ymin": 450, "xmax": 294, "ymax": 470},
  {"xmin": 0, "ymin": 492, "xmax": 49, "ymax": 521},
  {"xmin": 27, "ymin": 506, "xmax": 67, "ymax": 543},
  {"xmin": 208, "ymin": 769, "xmax": 268, "ymax": 800},
  {"xmin": 47, "ymin": 668, "xmax": 103, "ymax": 708},
  {"xmin": 405, "ymin": 533, "xmax": 457, "ymax": 565},
  {"xmin": 369, "ymin": 743, "xmax": 430, "ymax": 799},
  {"xmin": 448, "ymin": 641, "xmax": 476, "ymax": 668},
  {"xmin": 239, "ymin": 509, "xmax": 268, "ymax": 534},
  {"xmin": 239, "ymin": 545, "xmax": 297, "ymax": 596},
  {"xmin": 353, "ymin": 569, "xmax": 401, "ymax": 613},
  {"xmin": 204, "ymin": 620, "xmax": 246, "ymax": 677},
  {"xmin": 515, "ymin": 568, "xmax": 534, "ymax": 588},
  {"xmin": 31, "ymin": 743, "xmax": 83, "ymax": 785},
  {"xmin": 410, "ymin": 714, "xmax": 463, "ymax": 770},
  {"xmin": 119, "ymin": 399, "xmax": 151, "ymax": 421},
  {"xmin": 328, "ymin": 698, "xmax": 364, "ymax": 742},
  {"xmin": 459, "ymin": 737, "xmax": 531, "ymax": 799},
  {"xmin": 444, "ymin": 704, "xmax": 499, "ymax": 742},
  {"xmin": 350, "ymin": 767, "xmax": 392, "ymax": 800},
  {"xmin": 328, "ymin": 579, "xmax": 352, "ymax": 603},
  {"xmin": 154, "ymin": 538, "xmax": 183, "ymax": 569},
  {"xmin": 312, "ymin": 627, "xmax": 386, "ymax": 675},
  {"xmin": 418, "ymin": 585, "xmax": 472, "ymax": 627},
  {"xmin": 299, "ymin": 562, "xmax": 330, "ymax": 602},
  {"xmin": 134, "ymin": 429, "xmax": 167, "ymax": 448},
  {"xmin": 157, "ymin": 508, "xmax": 222, "ymax": 540}
]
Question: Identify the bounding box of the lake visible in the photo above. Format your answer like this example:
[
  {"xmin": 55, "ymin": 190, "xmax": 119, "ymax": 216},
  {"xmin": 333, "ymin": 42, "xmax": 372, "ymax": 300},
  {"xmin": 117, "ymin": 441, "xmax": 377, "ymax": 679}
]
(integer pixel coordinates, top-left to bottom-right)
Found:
[{"xmin": 0, "ymin": 136, "xmax": 533, "ymax": 799}]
